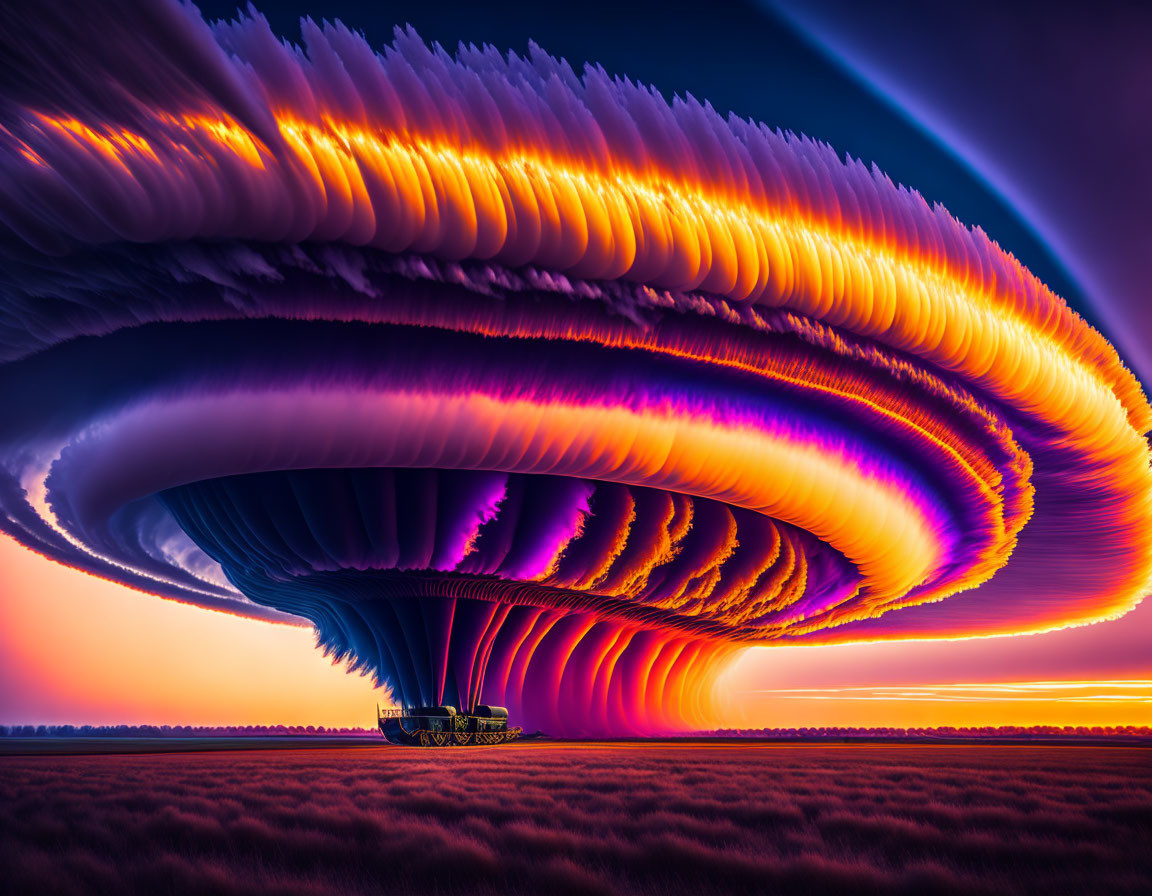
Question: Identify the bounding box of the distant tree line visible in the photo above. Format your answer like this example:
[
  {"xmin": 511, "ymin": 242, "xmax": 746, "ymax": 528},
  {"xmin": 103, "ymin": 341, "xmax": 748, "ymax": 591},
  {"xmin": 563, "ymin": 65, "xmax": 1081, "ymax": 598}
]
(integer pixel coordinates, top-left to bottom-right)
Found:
[
  {"xmin": 1, "ymin": 723, "xmax": 1148, "ymax": 739},
  {"xmin": 0, "ymin": 724, "xmax": 379, "ymax": 737},
  {"xmin": 702, "ymin": 725, "xmax": 1151, "ymax": 739}
]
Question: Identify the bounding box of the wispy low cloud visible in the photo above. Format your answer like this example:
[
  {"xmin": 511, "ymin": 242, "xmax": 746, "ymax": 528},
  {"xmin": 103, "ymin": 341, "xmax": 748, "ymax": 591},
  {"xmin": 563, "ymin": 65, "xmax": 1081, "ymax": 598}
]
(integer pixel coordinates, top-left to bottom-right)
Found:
[
  {"xmin": 1, "ymin": 743, "xmax": 1150, "ymax": 895},
  {"xmin": 739, "ymin": 679, "xmax": 1152, "ymax": 704}
]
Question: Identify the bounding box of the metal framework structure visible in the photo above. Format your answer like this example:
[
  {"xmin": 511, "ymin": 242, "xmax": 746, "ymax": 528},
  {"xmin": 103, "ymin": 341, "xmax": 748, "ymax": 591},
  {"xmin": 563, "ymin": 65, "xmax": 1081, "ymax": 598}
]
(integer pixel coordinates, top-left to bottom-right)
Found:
[{"xmin": 377, "ymin": 705, "xmax": 522, "ymax": 746}]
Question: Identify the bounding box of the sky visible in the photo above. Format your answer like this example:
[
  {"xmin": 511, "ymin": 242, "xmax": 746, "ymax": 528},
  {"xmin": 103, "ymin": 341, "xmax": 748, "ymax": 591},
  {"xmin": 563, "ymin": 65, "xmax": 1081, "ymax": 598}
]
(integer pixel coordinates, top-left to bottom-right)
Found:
[{"xmin": 0, "ymin": 0, "xmax": 1148, "ymax": 729}]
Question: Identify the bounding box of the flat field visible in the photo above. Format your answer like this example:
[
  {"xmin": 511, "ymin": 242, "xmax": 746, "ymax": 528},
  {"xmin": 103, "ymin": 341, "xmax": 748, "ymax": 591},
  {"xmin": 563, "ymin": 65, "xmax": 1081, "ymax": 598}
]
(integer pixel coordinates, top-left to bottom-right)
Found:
[{"xmin": 2, "ymin": 743, "xmax": 1149, "ymax": 895}]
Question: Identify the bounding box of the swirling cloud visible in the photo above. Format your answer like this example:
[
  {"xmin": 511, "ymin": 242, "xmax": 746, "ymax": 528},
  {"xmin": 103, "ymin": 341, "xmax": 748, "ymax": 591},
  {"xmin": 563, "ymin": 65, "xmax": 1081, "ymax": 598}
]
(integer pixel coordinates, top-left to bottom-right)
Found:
[{"xmin": 0, "ymin": 0, "xmax": 1147, "ymax": 734}]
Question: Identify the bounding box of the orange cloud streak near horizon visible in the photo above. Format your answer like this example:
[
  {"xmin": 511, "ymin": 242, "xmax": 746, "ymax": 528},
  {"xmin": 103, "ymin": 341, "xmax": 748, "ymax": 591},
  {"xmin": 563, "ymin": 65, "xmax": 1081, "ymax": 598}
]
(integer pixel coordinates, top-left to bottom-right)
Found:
[
  {"xmin": 716, "ymin": 681, "xmax": 1152, "ymax": 730},
  {"xmin": 2, "ymin": 534, "xmax": 1148, "ymax": 729}
]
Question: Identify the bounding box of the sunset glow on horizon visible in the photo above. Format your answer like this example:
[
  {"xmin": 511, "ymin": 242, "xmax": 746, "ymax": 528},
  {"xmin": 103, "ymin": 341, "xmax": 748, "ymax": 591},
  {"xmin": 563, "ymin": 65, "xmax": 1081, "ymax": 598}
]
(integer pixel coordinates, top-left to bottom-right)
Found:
[{"xmin": 4, "ymin": 535, "xmax": 1148, "ymax": 730}]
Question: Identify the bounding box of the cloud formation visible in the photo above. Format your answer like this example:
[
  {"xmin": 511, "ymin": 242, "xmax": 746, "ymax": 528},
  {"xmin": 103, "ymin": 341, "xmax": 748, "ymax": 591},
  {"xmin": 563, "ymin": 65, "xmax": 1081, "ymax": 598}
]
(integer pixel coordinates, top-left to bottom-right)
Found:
[{"xmin": 0, "ymin": 0, "xmax": 1148, "ymax": 733}]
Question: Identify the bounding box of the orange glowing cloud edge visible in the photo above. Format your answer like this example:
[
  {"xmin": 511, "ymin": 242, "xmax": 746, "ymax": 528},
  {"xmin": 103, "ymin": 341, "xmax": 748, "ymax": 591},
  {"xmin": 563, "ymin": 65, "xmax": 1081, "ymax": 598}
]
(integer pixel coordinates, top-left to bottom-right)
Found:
[
  {"xmin": 2, "ymin": 11, "xmax": 1149, "ymax": 666},
  {"xmin": 62, "ymin": 390, "xmax": 941, "ymax": 622},
  {"xmin": 28, "ymin": 109, "xmax": 1150, "ymax": 438},
  {"xmin": 12, "ymin": 104, "xmax": 1152, "ymax": 640},
  {"xmin": 326, "ymin": 287, "xmax": 1037, "ymax": 630},
  {"xmin": 39, "ymin": 371, "xmax": 1142, "ymax": 643},
  {"xmin": 21, "ymin": 109, "xmax": 1150, "ymax": 495}
]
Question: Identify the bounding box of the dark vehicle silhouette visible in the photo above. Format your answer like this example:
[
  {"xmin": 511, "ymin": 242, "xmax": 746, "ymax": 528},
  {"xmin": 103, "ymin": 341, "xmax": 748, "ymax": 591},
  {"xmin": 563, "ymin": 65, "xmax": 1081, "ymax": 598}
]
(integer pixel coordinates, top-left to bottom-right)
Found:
[{"xmin": 377, "ymin": 705, "xmax": 522, "ymax": 746}]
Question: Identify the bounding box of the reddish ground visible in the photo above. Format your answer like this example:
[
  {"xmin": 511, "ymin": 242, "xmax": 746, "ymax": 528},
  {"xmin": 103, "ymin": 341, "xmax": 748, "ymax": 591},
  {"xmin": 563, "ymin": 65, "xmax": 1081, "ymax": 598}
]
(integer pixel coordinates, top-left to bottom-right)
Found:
[{"xmin": 2, "ymin": 743, "xmax": 1150, "ymax": 895}]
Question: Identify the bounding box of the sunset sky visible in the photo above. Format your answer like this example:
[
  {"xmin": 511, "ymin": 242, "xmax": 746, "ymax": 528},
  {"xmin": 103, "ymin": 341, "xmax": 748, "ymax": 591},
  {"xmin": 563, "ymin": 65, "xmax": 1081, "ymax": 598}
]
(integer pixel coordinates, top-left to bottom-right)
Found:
[
  {"xmin": 3, "ymin": 534, "xmax": 1148, "ymax": 729},
  {"xmin": 1, "ymin": 0, "xmax": 1149, "ymax": 732}
]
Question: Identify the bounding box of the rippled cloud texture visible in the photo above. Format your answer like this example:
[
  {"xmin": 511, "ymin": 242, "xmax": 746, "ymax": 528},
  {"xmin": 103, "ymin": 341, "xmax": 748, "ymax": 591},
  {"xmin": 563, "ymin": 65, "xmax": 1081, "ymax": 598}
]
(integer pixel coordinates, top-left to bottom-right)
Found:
[{"xmin": 0, "ymin": 0, "xmax": 1148, "ymax": 734}]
